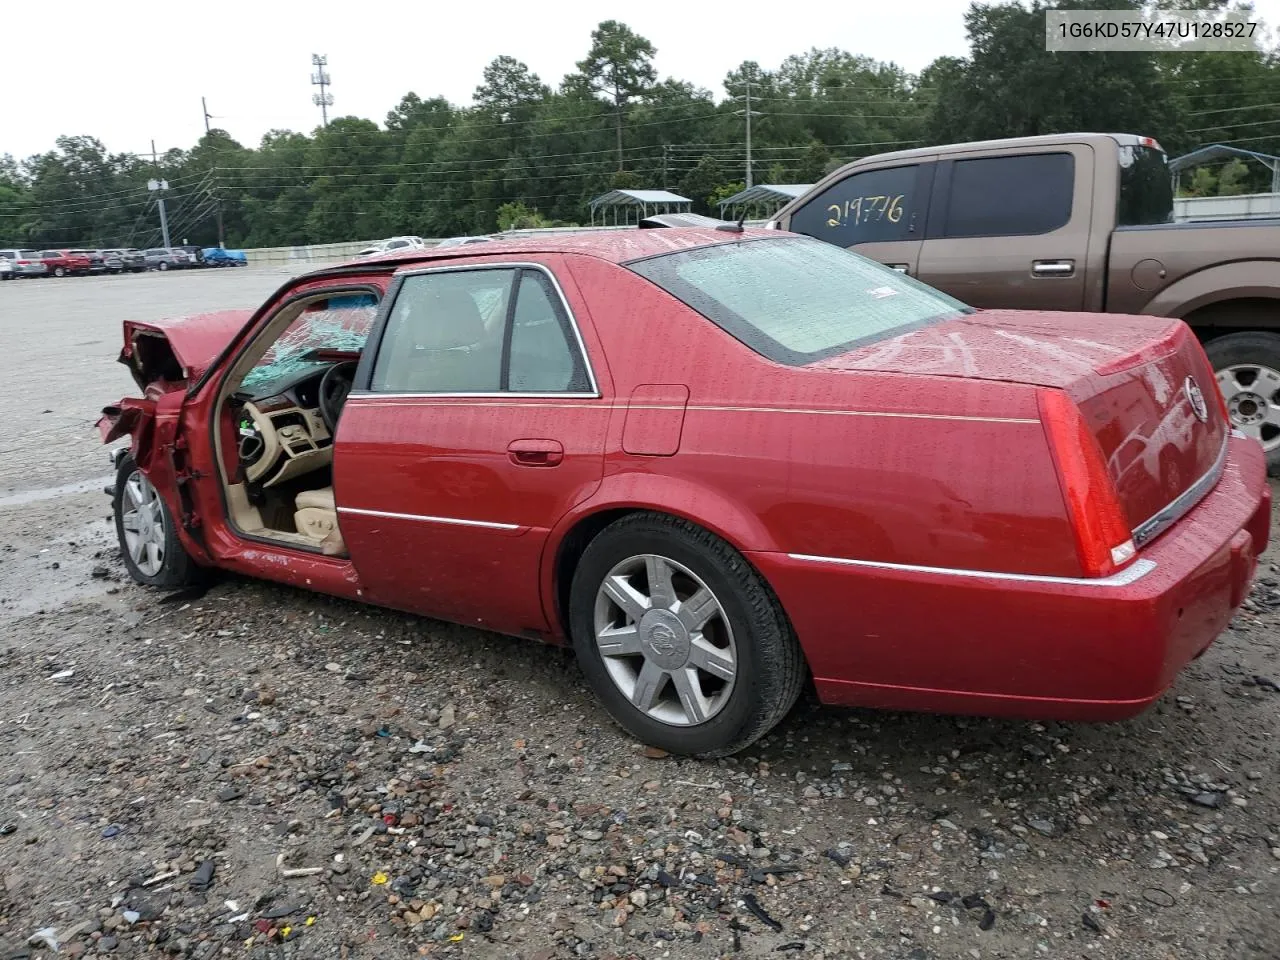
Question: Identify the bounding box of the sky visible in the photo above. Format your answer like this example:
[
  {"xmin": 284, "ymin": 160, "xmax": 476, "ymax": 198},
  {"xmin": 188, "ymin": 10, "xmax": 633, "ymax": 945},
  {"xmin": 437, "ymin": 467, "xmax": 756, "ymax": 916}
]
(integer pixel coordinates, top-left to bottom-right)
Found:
[
  {"xmin": 3, "ymin": 0, "xmax": 977, "ymax": 161},
  {"xmin": 6, "ymin": 0, "xmax": 1279, "ymax": 163}
]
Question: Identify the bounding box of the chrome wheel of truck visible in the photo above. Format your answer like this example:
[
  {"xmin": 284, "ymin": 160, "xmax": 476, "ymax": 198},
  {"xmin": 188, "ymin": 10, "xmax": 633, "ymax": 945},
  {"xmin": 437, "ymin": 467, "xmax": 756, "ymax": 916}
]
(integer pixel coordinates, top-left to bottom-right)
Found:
[{"xmin": 1205, "ymin": 331, "xmax": 1280, "ymax": 472}]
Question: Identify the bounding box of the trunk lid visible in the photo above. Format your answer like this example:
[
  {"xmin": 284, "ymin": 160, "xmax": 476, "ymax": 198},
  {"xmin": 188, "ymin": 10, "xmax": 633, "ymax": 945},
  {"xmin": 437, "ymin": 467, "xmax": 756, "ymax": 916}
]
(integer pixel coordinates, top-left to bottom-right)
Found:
[{"xmin": 814, "ymin": 308, "xmax": 1229, "ymax": 540}]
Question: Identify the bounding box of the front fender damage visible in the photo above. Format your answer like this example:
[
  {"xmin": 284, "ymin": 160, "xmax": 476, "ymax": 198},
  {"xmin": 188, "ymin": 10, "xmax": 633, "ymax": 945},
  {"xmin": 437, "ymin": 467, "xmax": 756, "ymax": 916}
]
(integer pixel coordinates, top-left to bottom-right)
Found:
[{"xmin": 98, "ymin": 391, "xmax": 211, "ymax": 565}]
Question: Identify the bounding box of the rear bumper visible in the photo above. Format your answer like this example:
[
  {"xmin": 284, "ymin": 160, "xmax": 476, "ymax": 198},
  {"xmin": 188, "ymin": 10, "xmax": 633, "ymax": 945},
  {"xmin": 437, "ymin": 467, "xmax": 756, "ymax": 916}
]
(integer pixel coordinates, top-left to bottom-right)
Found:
[{"xmin": 750, "ymin": 435, "xmax": 1270, "ymax": 721}]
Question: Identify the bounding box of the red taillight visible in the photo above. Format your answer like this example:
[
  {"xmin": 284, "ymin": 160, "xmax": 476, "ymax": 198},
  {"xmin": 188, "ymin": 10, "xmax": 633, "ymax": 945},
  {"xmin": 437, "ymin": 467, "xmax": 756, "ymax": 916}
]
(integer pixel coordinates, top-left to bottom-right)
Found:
[{"xmin": 1037, "ymin": 388, "xmax": 1135, "ymax": 578}]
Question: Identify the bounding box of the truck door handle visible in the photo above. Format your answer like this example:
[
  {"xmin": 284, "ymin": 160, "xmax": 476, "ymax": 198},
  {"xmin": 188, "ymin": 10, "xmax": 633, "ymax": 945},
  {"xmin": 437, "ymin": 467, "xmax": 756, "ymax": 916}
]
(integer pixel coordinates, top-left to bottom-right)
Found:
[
  {"xmin": 1032, "ymin": 259, "xmax": 1075, "ymax": 277},
  {"xmin": 508, "ymin": 439, "xmax": 563, "ymax": 466}
]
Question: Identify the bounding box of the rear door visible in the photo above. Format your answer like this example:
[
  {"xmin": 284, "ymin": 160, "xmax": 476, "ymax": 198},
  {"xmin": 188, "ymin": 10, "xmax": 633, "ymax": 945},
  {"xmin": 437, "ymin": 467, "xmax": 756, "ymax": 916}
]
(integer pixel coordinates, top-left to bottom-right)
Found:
[
  {"xmin": 917, "ymin": 143, "xmax": 1094, "ymax": 310},
  {"xmin": 332, "ymin": 257, "xmax": 610, "ymax": 637},
  {"xmin": 779, "ymin": 159, "xmax": 936, "ymax": 277}
]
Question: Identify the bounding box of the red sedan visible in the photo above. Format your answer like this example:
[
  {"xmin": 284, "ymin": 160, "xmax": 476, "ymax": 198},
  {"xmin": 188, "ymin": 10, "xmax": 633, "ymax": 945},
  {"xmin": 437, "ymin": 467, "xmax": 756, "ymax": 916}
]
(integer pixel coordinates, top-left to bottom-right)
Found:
[{"xmin": 98, "ymin": 228, "xmax": 1270, "ymax": 756}]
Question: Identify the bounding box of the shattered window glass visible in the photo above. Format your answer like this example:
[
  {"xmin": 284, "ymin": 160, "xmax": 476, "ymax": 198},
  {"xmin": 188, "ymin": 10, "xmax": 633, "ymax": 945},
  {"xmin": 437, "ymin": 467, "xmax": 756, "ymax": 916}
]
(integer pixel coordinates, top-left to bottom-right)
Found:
[{"xmin": 241, "ymin": 293, "xmax": 378, "ymax": 394}]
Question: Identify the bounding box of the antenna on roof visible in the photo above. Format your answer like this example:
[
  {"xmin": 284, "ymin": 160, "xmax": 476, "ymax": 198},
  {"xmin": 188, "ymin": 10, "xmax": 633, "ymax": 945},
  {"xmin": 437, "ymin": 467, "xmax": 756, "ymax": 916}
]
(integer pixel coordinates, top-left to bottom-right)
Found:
[{"xmin": 716, "ymin": 210, "xmax": 746, "ymax": 233}]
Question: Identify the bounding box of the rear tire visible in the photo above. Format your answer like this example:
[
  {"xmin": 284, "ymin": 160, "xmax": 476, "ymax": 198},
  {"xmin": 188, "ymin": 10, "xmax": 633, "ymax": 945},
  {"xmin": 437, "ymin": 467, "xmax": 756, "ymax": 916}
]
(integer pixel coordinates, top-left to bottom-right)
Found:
[
  {"xmin": 112, "ymin": 453, "xmax": 199, "ymax": 588},
  {"xmin": 54, "ymin": 266, "xmax": 65, "ymax": 278},
  {"xmin": 1203, "ymin": 331, "xmax": 1280, "ymax": 474},
  {"xmin": 158, "ymin": 261, "xmax": 169, "ymax": 271},
  {"xmin": 568, "ymin": 512, "xmax": 806, "ymax": 758}
]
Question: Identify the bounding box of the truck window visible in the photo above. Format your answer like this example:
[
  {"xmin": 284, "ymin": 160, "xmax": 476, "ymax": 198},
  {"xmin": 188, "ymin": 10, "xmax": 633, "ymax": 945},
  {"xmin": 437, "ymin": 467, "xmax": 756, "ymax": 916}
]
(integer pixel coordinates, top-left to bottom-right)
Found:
[
  {"xmin": 1117, "ymin": 144, "xmax": 1173, "ymax": 226},
  {"xmin": 787, "ymin": 165, "xmax": 922, "ymax": 246},
  {"xmin": 939, "ymin": 153, "xmax": 1074, "ymax": 238}
]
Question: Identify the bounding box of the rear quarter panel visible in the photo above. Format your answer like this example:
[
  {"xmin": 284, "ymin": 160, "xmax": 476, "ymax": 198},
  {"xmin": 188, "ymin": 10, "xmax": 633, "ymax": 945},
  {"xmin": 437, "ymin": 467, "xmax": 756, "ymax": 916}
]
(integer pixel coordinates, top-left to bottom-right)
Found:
[
  {"xmin": 560, "ymin": 255, "xmax": 1078, "ymax": 577},
  {"xmin": 1106, "ymin": 222, "xmax": 1280, "ymax": 317}
]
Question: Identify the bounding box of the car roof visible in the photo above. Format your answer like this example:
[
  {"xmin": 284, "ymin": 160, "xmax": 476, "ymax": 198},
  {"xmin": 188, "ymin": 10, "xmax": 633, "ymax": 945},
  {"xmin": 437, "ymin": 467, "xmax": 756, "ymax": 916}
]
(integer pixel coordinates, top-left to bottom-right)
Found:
[{"xmin": 335, "ymin": 226, "xmax": 778, "ymax": 273}]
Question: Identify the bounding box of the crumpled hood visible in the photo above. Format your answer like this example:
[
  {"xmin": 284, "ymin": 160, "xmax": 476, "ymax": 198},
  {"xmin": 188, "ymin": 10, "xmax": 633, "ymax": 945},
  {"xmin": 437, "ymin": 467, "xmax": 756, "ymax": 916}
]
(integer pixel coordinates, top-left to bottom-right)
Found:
[{"xmin": 121, "ymin": 309, "xmax": 253, "ymax": 384}]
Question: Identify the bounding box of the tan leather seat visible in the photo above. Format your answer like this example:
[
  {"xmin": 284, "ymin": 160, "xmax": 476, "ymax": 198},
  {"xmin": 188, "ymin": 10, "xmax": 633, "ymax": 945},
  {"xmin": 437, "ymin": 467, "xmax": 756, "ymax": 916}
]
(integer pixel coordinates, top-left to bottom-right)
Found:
[
  {"xmin": 296, "ymin": 487, "xmax": 335, "ymax": 511},
  {"xmin": 294, "ymin": 486, "xmax": 344, "ymax": 554}
]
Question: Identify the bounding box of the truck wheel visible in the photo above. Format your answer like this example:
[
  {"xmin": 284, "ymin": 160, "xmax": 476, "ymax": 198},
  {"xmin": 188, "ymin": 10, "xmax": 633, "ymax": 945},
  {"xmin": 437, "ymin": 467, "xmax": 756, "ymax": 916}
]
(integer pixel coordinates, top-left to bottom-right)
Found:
[
  {"xmin": 1204, "ymin": 331, "xmax": 1280, "ymax": 474},
  {"xmin": 568, "ymin": 512, "xmax": 806, "ymax": 758},
  {"xmin": 112, "ymin": 453, "xmax": 199, "ymax": 587}
]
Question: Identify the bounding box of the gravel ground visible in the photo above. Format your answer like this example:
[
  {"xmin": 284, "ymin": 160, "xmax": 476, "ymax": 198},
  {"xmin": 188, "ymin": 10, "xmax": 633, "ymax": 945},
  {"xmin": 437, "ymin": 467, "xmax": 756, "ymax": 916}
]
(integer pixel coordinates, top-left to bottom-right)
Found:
[{"xmin": 0, "ymin": 272, "xmax": 1277, "ymax": 960}]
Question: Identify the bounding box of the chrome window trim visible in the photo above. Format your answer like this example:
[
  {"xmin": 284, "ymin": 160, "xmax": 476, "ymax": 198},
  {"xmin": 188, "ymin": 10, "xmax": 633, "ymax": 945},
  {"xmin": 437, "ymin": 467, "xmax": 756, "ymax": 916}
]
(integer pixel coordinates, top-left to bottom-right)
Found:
[
  {"xmin": 337, "ymin": 506, "xmax": 520, "ymax": 531},
  {"xmin": 347, "ymin": 391, "xmax": 599, "ymax": 400},
  {"xmin": 1130, "ymin": 432, "xmax": 1229, "ymax": 547},
  {"xmin": 786, "ymin": 553, "xmax": 1157, "ymax": 587},
  {"xmin": 374, "ymin": 260, "xmax": 601, "ymax": 398}
]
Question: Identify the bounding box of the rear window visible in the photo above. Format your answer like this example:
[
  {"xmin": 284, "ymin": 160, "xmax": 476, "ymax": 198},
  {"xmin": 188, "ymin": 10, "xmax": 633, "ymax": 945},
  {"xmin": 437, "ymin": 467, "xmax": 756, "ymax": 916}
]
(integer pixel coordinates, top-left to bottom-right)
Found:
[
  {"xmin": 1117, "ymin": 144, "xmax": 1173, "ymax": 226},
  {"xmin": 0, "ymin": 251, "xmax": 14, "ymax": 260},
  {"xmin": 627, "ymin": 236, "xmax": 972, "ymax": 365},
  {"xmin": 19, "ymin": 250, "xmax": 39, "ymax": 259}
]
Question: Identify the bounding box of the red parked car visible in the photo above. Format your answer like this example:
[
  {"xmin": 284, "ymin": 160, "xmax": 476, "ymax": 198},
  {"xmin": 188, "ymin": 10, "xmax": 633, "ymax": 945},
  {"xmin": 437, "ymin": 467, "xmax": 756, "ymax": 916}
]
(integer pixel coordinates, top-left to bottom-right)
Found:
[
  {"xmin": 97, "ymin": 229, "xmax": 1270, "ymax": 756},
  {"xmin": 41, "ymin": 249, "xmax": 92, "ymax": 277}
]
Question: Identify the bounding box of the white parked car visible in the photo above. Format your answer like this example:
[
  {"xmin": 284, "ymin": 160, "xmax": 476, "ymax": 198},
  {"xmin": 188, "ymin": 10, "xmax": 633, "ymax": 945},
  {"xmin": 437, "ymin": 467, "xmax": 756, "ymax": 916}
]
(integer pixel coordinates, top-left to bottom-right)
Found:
[{"xmin": 355, "ymin": 236, "xmax": 427, "ymax": 258}]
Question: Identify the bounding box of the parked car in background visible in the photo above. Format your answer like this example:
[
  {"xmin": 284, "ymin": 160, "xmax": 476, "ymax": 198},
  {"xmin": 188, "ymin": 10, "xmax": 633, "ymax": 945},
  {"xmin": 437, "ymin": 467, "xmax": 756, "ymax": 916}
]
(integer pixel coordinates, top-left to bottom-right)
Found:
[
  {"xmin": 356, "ymin": 236, "xmax": 427, "ymax": 258},
  {"xmin": 434, "ymin": 236, "xmax": 493, "ymax": 248},
  {"xmin": 68, "ymin": 249, "xmax": 108, "ymax": 274},
  {"xmin": 98, "ymin": 250, "xmax": 124, "ymax": 273},
  {"xmin": 0, "ymin": 249, "xmax": 49, "ymax": 279},
  {"xmin": 96, "ymin": 228, "xmax": 1268, "ymax": 757},
  {"xmin": 144, "ymin": 248, "xmax": 188, "ymax": 271},
  {"xmin": 177, "ymin": 245, "xmax": 206, "ymax": 267},
  {"xmin": 770, "ymin": 132, "xmax": 1280, "ymax": 470},
  {"xmin": 103, "ymin": 248, "xmax": 147, "ymax": 273},
  {"xmin": 0, "ymin": 258, "xmax": 10, "ymax": 281},
  {"xmin": 40, "ymin": 249, "xmax": 92, "ymax": 277},
  {"xmin": 202, "ymin": 247, "xmax": 247, "ymax": 267}
]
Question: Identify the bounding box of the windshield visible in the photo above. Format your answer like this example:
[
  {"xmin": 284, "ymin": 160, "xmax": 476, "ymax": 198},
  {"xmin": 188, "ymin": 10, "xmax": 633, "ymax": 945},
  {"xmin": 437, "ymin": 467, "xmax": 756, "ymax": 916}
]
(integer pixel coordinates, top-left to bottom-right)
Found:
[
  {"xmin": 240, "ymin": 293, "xmax": 379, "ymax": 394},
  {"xmin": 627, "ymin": 236, "xmax": 973, "ymax": 365},
  {"xmin": 1118, "ymin": 144, "xmax": 1173, "ymax": 226}
]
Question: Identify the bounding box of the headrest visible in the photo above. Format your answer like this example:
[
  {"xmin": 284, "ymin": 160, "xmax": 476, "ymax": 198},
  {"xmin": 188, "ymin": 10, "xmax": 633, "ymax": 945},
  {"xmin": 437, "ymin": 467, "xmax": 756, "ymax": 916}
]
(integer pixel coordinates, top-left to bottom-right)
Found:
[{"xmin": 416, "ymin": 288, "xmax": 486, "ymax": 349}]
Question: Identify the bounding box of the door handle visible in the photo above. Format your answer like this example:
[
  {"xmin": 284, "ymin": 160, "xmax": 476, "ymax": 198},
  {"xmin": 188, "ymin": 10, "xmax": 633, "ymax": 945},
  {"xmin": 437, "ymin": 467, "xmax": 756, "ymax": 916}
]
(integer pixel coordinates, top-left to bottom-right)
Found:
[
  {"xmin": 1032, "ymin": 259, "xmax": 1075, "ymax": 277},
  {"xmin": 887, "ymin": 263, "xmax": 910, "ymax": 274},
  {"xmin": 508, "ymin": 438, "xmax": 563, "ymax": 466}
]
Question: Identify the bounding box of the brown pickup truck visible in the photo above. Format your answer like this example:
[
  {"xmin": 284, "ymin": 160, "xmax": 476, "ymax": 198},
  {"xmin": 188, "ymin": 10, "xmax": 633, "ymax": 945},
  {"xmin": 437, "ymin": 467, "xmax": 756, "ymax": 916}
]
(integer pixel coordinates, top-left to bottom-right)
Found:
[{"xmin": 770, "ymin": 132, "xmax": 1280, "ymax": 469}]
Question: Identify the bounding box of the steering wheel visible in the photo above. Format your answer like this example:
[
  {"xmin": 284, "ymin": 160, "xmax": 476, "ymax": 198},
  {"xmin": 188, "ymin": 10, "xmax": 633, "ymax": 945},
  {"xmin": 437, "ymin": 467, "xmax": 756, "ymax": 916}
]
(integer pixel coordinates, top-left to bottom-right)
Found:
[{"xmin": 318, "ymin": 361, "xmax": 359, "ymax": 434}]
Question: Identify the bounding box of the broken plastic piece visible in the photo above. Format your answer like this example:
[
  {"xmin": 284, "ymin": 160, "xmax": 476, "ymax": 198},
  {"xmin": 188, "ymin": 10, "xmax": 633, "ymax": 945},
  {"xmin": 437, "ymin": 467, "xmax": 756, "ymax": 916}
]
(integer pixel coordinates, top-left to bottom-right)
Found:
[
  {"xmin": 371, "ymin": 872, "xmax": 389, "ymax": 885},
  {"xmin": 741, "ymin": 893, "xmax": 783, "ymax": 932},
  {"xmin": 28, "ymin": 927, "xmax": 59, "ymax": 950}
]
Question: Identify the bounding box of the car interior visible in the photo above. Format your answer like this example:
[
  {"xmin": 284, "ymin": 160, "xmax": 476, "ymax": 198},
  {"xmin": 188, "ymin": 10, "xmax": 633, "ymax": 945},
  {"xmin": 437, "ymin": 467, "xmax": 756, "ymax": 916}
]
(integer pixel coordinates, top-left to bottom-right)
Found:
[
  {"xmin": 213, "ymin": 290, "xmax": 380, "ymax": 556},
  {"xmin": 212, "ymin": 273, "xmax": 588, "ymax": 556}
]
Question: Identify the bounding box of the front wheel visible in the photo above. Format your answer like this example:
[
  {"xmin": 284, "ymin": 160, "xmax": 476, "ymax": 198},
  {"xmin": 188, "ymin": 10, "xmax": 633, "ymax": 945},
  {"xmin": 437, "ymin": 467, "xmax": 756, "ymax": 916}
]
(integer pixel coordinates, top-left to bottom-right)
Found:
[
  {"xmin": 53, "ymin": 266, "xmax": 65, "ymax": 278},
  {"xmin": 569, "ymin": 513, "xmax": 806, "ymax": 757},
  {"xmin": 112, "ymin": 453, "xmax": 198, "ymax": 587},
  {"xmin": 158, "ymin": 261, "xmax": 169, "ymax": 271},
  {"xmin": 1204, "ymin": 331, "xmax": 1280, "ymax": 474}
]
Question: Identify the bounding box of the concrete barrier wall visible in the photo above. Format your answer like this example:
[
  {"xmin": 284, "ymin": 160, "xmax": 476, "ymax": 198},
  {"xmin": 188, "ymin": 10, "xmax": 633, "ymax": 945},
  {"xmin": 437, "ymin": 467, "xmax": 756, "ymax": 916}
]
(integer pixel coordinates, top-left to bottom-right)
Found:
[
  {"xmin": 239, "ymin": 221, "xmax": 775, "ymax": 266},
  {"xmin": 1174, "ymin": 192, "xmax": 1280, "ymax": 221}
]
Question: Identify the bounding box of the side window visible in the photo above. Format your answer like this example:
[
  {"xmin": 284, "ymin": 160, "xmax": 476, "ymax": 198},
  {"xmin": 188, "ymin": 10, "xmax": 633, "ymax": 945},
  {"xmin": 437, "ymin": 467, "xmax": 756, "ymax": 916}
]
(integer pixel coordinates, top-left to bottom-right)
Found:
[
  {"xmin": 788, "ymin": 165, "xmax": 921, "ymax": 246},
  {"xmin": 508, "ymin": 271, "xmax": 591, "ymax": 392},
  {"xmin": 371, "ymin": 269, "xmax": 515, "ymax": 393},
  {"xmin": 940, "ymin": 153, "xmax": 1074, "ymax": 238}
]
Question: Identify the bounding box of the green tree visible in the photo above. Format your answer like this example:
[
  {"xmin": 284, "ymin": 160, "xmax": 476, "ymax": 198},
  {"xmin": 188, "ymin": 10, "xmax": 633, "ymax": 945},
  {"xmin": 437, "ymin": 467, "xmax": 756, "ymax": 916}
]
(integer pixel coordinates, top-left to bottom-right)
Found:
[{"xmin": 572, "ymin": 21, "xmax": 658, "ymax": 169}]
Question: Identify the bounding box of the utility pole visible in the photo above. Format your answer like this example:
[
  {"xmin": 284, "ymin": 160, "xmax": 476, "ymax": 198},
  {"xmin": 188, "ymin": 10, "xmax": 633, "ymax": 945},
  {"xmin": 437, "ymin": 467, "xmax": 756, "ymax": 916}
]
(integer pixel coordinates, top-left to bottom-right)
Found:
[
  {"xmin": 311, "ymin": 54, "xmax": 333, "ymax": 127},
  {"xmin": 662, "ymin": 144, "xmax": 669, "ymax": 188},
  {"xmin": 148, "ymin": 140, "xmax": 171, "ymax": 249},
  {"xmin": 202, "ymin": 97, "xmax": 226, "ymax": 248},
  {"xmin": 732, "ymin": 79, "xmax": 764, "ymax": 189}
]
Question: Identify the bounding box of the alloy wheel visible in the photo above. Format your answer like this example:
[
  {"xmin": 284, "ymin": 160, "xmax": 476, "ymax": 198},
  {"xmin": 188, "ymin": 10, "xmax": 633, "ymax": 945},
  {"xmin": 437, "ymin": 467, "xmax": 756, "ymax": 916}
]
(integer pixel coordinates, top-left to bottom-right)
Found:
[
  {"xmin": 120, "ymin": 469, "xmax": 167, "ymax": 577},
  {"xmin": 592, "ymin": 553, "xmax": 737, "ymax": 726},
  {"xmin": 1216, "ymin": 363, "xmax": 1280, "ymax": 451}
]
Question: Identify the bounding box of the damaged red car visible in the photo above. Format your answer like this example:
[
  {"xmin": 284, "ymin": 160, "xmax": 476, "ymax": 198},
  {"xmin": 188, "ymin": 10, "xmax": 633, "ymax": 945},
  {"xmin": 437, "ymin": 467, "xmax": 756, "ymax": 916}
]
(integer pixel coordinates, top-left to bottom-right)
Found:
[{"xmin": 99, "ymin": 229, "xmax": 1271, "ymax": 756}]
